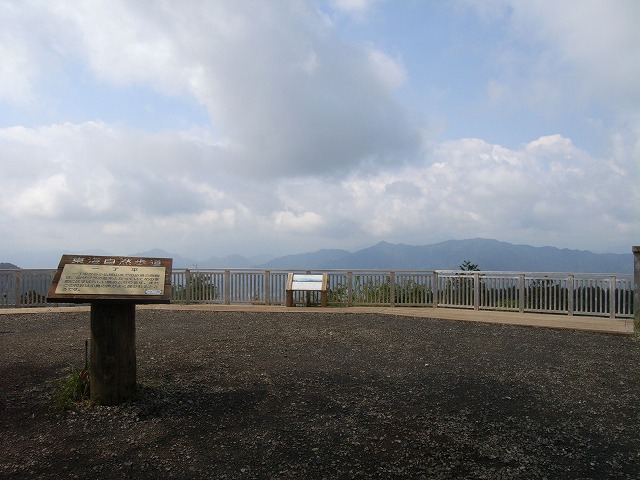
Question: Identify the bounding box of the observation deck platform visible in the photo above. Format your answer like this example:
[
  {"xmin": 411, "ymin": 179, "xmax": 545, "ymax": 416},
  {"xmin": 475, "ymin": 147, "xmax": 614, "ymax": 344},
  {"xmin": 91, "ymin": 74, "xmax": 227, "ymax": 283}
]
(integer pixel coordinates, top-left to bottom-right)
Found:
[{"xmin": 2, "ymin": 304, "xmax": 633, "ymax": 334}]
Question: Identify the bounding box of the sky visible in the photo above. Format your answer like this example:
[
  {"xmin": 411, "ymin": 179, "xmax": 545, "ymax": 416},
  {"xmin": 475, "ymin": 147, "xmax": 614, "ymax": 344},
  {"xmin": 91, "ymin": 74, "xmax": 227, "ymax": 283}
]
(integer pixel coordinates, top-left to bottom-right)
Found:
[{"xmin": 1, "ymin": 0, "xmax": 639, "ymax": 267}]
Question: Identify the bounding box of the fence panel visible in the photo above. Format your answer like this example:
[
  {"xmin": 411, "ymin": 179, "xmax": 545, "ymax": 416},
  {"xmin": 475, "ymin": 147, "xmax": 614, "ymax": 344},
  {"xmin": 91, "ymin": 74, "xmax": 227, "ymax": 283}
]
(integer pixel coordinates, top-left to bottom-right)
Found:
[
  {"xmin": 20, "ymin": 270, "xmax": 54, "ymax": 307},
  {"xmin": 437, "ymin": 273, "xmax": 475, "ymax": 309},
  {"xmin": 269, "ymin": 272, "xmax": 288, "ymax": 305},
  {"xmin": 0, "ymin": 269, "xmax": 56, "ymax": 308},
  {"xmin": 327, "ymin": 273, "xmax": 350, "ymax": 306},
  {"xmin": 523, "ymin": 276, "xmax": 570, "ymax": 314},
  {"xmin": 615, "ymin": 277, "xmax": 634, "ymax": 317},
  {"xmin": 479, "ymin": 275, "xmax": 520, "ymax": 311},
  {"xmin": 2, "ymin": 268, "xmax": 634, "ymax": 318},
  {"xmin": 351, "ymin": 272, "xmax": 392, "ymax": 306},
  {"xmin": 573, "ymin": 276, "xmax": 612, "ymax": 317},
  {"xmin": 194, "ymin": 270, "xmax": 224, "ymax": 303},
  {"xmin": 229, "ymin": 271, "xmax": 265, "ymax": 304},
  {"xmin": 171, "ymin": 270, "xmax": 188, "ymax": 303},
  {"xmin": 1, "ymin": 270, "xmax": 17, "ymax": 307},
  {"xmin": 394, "ymin": 272, "xmax": 434, "ymax": 306}
]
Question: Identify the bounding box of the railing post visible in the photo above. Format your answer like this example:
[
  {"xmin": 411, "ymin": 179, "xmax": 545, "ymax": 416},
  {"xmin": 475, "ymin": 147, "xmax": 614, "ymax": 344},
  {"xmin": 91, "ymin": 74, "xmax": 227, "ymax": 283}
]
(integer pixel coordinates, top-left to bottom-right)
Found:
[
  {"xmin": 224, "ymin": 270, "xmax": 231, "ymax": 305},
  {"xmin": 518, "ymin": 274, "xmax": 525, "ymax": 313},
  {"xmin": 14, "ymin": 270, "xmax": 21, "ymax": 308},
  {"xmin": 184, "ymin": 269, "xmax": 191, "ymax": 304},
  {"xmin": 264, "ymin": 270, "xmax": 271, "ymax": 306},
  {"xmin": 609, "ymin": 275, "xmax": 616, "ymax": 319},
  {"xmin": 347, "ymin": 271, "xmax": 353, "ymax": 307},
  {"xmin": 568, "ymin": 274, "xmax": 574, "ymax": 316},
  {"xmin": 633, "ymin": 246, "xmax": 640, "ymax": 330},
  {"xmin": 473, "ymin": 273, "xmax": 480, "ymax": 311},
  {"xmin": 433, "ymin": 272, "xmax": 438, "ymax": 308},
  {"xmin": 390, "ymin": 271, "xmax": 396, "ymax": 307}
]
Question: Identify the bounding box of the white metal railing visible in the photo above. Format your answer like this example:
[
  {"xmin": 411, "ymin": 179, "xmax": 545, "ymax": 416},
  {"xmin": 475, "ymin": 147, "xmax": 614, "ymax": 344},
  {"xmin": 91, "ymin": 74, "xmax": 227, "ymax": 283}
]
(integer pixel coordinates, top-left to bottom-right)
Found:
[
  {"xmin": 435, "ymin": 271, "xmax": 634, "ymax": 319},
  {"xmin": 0, "ymin": 269, "xmax": 55, "ymax": 308},
  {"xmin": 1, "ymin": 268, "xmax": 634, "ymax": 319}
]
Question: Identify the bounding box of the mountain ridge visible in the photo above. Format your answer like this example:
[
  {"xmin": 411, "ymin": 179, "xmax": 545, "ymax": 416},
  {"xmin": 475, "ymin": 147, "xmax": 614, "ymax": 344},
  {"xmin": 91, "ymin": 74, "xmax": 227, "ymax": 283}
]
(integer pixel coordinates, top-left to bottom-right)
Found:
[
  {"xmin": 260, "ymin": 238, "xmax": 633, "ymax": 273},
  {"xmin": 134, "ymin": 239, "xmax": 632, "ymax": 273},
  {"xmin": 5, "ymin": 239, "xmax": 635, "ymax": 273},
  {"xmin": 0, "ymin": 262, "xmax": 20, "ymax": 270}
]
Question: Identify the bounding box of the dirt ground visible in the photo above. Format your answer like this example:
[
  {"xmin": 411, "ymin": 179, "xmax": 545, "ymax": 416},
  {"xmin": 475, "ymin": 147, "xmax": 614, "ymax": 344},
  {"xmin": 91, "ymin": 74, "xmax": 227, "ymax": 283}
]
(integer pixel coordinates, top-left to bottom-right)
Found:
[{"xmin": 1, "ymin": 309, "xmax": 639, "ymax": 479}]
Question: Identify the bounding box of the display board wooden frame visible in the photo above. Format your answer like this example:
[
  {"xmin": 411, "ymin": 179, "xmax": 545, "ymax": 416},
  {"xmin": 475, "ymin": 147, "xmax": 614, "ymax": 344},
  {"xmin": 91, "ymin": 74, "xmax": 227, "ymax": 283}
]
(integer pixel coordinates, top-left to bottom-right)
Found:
[
  {"xmin": 47, "ymin": 254, "xmax": 172, "ymax": 304},
  {"xmin": 285, "ymin": 273, "xmax": 328, "ymax": 307}
]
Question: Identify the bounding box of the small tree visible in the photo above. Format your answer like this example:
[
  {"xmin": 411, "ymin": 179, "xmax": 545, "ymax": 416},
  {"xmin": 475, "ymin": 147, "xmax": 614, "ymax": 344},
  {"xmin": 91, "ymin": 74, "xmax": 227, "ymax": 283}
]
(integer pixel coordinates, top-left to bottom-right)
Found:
[
  {"xmin": 453, "ymin": 260, "xmax": 481, "ymax": 306},
  {"xmin": 460, "ymin": 260, "xmax": 480, "ymax": 271}
]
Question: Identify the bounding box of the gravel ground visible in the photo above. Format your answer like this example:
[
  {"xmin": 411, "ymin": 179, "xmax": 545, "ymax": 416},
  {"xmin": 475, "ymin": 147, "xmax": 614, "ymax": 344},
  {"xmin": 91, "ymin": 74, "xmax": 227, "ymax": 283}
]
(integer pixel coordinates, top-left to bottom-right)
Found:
[{"xmin": 1, "ymin": 309, "xmax": 639, "ymax": 479}]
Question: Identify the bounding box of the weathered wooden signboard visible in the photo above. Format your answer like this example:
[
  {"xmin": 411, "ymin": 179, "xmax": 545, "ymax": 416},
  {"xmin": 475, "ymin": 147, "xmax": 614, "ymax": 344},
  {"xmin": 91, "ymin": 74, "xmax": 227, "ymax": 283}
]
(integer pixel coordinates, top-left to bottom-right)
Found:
[
  {"xmin": 47, "ymin": 254, "xmax": 172, "ymax": 304},
  {"xmin": 47, "ymin": 254, "xmax": 172, "ymax": 405},
  {"xmin": 286, "ymin": 273, "xmax": 328, "ymax": 307}
]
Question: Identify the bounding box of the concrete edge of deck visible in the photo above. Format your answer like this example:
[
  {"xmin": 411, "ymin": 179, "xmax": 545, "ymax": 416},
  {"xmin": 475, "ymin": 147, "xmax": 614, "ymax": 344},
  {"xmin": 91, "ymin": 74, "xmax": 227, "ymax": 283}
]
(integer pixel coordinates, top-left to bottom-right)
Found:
[{"xmin": 1, "ymin": 304, "xmax": 634, "ymax": 335}]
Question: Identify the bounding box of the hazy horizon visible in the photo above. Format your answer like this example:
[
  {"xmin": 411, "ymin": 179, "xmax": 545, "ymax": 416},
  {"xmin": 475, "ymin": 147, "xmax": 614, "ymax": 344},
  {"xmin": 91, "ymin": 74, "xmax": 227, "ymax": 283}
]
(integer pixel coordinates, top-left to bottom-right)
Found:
[{"xmin": 3, "ymin": 237, "xmax": 635, "ymax": 270}]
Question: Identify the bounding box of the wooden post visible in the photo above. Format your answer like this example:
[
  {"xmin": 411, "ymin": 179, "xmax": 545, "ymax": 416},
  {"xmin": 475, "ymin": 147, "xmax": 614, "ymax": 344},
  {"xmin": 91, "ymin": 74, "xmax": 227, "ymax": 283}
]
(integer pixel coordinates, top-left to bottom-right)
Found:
[
  {"xmin": 285, "ymin": 273, "xmax": 294, "ymax": 307},
  {"xmin": 90, "ymin": 302, "xmax": 137, "ymax": 405},
  {"xmin": 473, "ymin": 273, "xmax": 480, "ymax": 311},
  {"xmin": 633, "ymin": 246, "xmax": 640, "ymax": 331},
  {"xmin": 14, "ymin": 270, "xmax": 21, "ymax": 308},
  {"xmin": 390, "ymin": 271, "xmax": 396, "ymax": 307},
  {"xmin": 321, "ymin": 273, "xmax": 328, "ymax": 307},
  {"xmin": 185, "ymin": 268, "xmax": 191, "ymax": 304},
  {"xmin": 567, "ymin": 274, "xmax": 574, "ymax": 316},
  {"xmin": 433, "ymin": 272, "xmax": 438, "ymax": 308},
  {"xmin": 224, "ymin": 270, "xmax": 231, "ymax": 305},
  {"xmin": 264, "ymin": 270, "xmax": 271, "ymax": 306},
  {"xmin": 609, "ymin": 275, "xmax": 616, "ymax": 319}
]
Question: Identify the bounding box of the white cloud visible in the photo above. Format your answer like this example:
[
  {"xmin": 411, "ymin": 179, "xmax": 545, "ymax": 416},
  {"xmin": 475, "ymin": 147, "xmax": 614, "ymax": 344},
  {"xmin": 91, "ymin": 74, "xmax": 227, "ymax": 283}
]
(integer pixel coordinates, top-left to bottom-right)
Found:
[
  {"xmin": 0, "ymin": 1, "xmax": 417, "ymax": 177},
  {"xmin": 278, "ymin": 133, "xmax": 637, "ymax": 251},
  {"xmin": 0, "ymin": 35, "xmax": 36, "ymax": 104},
  {"xmin": 0, "ymin": 115, "xmax": 636, "ymax": 260},
  {"xmin": 368, "ymin": 49, "xmax": 406, "ymax": 89},
  {"xmin": 0, "ymin": 122, "xmax": 232, "ymax": 221},
  {"xmin": 467, "ymin": 0, "xmax": 640, "ymax": 113},
  {"xmin": 8, "ymin": 174, "xmax": 68, "ymax": 218},
  {"xmin": 0, "ymin": 2, "xmax": 63, "ymax": 104},
  {"xmin": 515, "ymin": 1, "xmax": 639, "ymax": 102},
  {"xmin": 0, "ymin": 1, "xmax": 638, "ymax": 262},
  {"xmin": 271, "ymin": 211, "xmax": 325, "ymax": 232},
  {"xmin": 330, "ymin": 0, "xmax": 382, "ymax": 16}
]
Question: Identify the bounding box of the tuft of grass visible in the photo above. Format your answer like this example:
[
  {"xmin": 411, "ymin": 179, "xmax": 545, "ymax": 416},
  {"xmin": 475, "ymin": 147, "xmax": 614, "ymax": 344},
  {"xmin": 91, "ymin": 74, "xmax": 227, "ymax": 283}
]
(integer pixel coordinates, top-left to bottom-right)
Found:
[{"xmin": 53, "ymin": 365, "xmax": 90, "ymax": 412}]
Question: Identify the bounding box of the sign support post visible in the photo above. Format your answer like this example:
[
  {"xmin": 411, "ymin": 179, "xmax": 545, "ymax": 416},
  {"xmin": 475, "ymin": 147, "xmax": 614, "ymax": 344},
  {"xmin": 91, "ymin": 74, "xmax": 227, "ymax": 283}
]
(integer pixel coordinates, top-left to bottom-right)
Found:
[
  {"xmin": 47, "ymin": 255, "xmax": 172, "ymax": 405},
  {"xmin": 633, "ymin": 246, "xmax": 640, "ymax": 332},
  {"xmin": 90, "ymin": 301, "xmax": 137, "ymax": 405}
]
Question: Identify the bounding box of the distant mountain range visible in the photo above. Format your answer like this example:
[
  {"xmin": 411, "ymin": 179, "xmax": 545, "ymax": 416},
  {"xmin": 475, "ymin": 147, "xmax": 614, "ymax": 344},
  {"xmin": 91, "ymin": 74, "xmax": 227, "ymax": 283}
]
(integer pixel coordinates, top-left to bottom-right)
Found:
[
  {"xmin": 257, "ymin": 239, "xmax": 633, "ymax": 273},
  {"xmin": 128, "ymin": 248, "xmax": 264, "ymax": 269},
  {"xmin": 132, "ymin": 239, "xmax": 633, "ymax": 274},
  {"xmin": 3, "ymin": 239, "xmax": 634, "ymax": 273}
]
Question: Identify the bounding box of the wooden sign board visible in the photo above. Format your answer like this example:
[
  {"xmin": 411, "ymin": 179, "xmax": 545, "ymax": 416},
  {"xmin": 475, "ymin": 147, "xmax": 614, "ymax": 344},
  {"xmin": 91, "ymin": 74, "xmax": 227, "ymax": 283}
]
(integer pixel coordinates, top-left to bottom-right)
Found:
[
  {"xmin": 286, "ymin": 273, "xmax": 328, "ymax": 307},
  {"xmin": 47, "ymin": 254, "xmax": 172, "ymax": 304}
]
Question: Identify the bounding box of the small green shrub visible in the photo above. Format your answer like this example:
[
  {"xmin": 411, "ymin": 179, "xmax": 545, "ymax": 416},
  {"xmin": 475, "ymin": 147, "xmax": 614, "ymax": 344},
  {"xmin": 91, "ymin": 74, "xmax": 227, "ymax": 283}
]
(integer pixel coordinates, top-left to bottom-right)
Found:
[
  {"xmin": 495, "ymin": 299, "xmax": 519, "ymax": 309},
  {"xmin": 53, "ymin": 365, "xmax": 90, "ymax": 411}
]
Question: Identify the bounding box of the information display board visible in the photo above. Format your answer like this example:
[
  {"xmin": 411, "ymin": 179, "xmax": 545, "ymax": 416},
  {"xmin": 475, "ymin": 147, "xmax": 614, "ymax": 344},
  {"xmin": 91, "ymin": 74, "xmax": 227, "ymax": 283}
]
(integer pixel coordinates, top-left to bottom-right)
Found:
[{"xmin": 47, "ymin": 254, "xmax": 172, "ymax": 303}]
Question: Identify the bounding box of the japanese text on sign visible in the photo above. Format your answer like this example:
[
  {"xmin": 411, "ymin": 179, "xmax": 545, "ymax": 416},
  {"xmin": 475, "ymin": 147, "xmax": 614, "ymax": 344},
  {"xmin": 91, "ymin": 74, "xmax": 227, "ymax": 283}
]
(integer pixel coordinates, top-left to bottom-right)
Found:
[{"xmin": 54, "ymin": 264, "xmax": 166, "ymax": 296}]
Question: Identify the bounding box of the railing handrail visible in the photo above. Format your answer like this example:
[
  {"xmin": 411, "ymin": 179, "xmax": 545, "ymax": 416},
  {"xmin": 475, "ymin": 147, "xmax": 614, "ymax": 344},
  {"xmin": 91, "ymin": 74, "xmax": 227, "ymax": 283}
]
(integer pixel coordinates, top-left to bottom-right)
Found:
[
  {"xmin": 1, "ymin": 267, "xmax": 635, "ymax": 318},
  {"xmin": 435, "ymin": 270, "xmax": 633, "ymax": 277},
  {"xmin": 179, "ymin": 268, "xmax": 440, "ymax": 273},
  {"xmin": 175, "ymin": 268, "xmax": 634, "ymax": 279}
]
